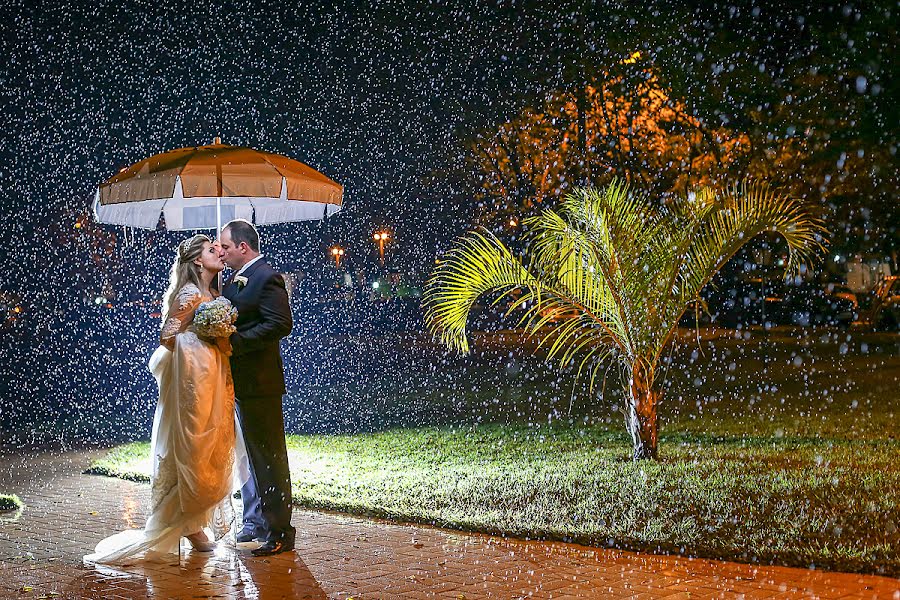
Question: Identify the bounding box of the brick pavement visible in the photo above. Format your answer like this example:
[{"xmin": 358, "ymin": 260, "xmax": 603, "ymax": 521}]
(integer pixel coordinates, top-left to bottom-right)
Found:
[{"xmin": 0, "ymin": 449, "xmax": 897, "ymax": 599}]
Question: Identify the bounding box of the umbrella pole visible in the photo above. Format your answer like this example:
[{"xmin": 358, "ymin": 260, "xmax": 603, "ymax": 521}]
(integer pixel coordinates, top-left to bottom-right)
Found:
[{"xmin": 216, "ymin": 196, "xmax": 223, "ymax": 290}]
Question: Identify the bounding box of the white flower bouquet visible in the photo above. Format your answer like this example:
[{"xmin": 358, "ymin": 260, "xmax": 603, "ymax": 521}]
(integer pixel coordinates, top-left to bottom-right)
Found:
[{"xmin": 193, "ymin": 296, "xmax": 238, "ymax": 339}]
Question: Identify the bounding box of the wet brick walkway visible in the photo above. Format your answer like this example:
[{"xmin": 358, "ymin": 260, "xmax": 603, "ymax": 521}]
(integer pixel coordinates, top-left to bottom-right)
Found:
[{"xmin": 0, "ymin": 449, "xmax": 897, "ymax": 599}]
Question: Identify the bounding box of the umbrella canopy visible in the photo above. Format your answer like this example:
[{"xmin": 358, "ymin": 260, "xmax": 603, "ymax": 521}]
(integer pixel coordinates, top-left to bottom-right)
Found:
[{"xmin": 93, "ymin": 138, "xmax": 343, "ymax": 230}]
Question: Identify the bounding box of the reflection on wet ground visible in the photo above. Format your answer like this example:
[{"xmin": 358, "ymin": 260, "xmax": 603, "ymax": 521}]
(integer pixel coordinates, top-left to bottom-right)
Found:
[{"xmin": 2, "ymin": 449, "xmax": 898, "ymax": 599}]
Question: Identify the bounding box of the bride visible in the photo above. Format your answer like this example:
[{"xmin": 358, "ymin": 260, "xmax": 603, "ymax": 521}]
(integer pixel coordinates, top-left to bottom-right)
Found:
[{"xmin": 85, "ymin": 234, "xmax": 249, "ymax": 563}]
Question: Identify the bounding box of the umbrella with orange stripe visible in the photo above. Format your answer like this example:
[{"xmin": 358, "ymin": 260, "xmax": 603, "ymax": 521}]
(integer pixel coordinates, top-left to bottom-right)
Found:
[{"xmin": 93, "ymin": 137, "xmax": 343, "ymax": 232}]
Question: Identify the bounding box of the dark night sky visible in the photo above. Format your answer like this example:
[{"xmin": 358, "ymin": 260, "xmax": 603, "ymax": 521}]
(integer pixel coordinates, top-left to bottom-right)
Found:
[
  {"xmin": 0, "ymin": 0, "xmax": 895, "ymax": 295},
  {"xmin": 0, "ymin": 0, "xmax": 895, "ymax": 441},
  {"xmin": 1, "ymin": 0, "xmax": 541, "ymax": 283}
]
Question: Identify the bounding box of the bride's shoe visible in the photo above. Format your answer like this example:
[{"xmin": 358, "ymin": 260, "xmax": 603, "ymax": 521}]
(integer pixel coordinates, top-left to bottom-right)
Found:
[{"xmin": 185, "ymin": 531, "xmax": 216, "ymax": 552}]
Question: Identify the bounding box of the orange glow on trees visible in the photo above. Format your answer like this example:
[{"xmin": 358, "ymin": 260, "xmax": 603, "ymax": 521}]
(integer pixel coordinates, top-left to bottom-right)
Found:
[{"xmin": 468, "ymin": 53, "xmax": 753, "ymax": 229}]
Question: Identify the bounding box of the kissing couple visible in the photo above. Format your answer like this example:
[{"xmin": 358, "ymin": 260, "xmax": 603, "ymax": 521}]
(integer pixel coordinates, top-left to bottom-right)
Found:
[{"xmin": 85, "ymin": 219, "xmax": 295, "ymax": 563}]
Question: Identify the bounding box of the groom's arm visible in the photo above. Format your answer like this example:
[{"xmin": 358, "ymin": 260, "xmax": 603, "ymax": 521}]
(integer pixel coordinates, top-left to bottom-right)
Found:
[{"xmin": 230, "ymin": 273, "xmax": 293, "ymax": 358}]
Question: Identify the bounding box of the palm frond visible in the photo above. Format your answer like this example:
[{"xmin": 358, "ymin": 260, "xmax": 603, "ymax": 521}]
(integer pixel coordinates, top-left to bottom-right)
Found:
[
  {"xmin": 678, "ymin": 180, "xmax": 828, "ymax": 308},
  {"xmin": 424, "ymin": 226, "xmax": 629, "ymax": 361},
  {"xmin": 424, "ymin": 180, "xmax": 827, "ymax": 401},
  {"xmin": 423, "ymin": 230, "xmax": 539, "ymax": 353},
  {"xmin": 527, "ymin": 181, "xmax": 661, "ymax": 348},
  {"xmin": 524, "ymin": 209, "xmax": 619, "ymax": 321}
]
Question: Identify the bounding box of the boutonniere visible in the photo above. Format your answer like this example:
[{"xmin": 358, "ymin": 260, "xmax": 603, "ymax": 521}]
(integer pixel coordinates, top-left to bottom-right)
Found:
[{"xmin": 234, "ymin": 275, "xmax": 249, "ymax": 289}]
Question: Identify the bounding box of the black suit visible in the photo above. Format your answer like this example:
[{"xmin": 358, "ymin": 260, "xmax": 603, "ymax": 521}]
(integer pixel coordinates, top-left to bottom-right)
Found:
[{"xmin": 223, "ymin": 258, "xmax": 295, "ymax": 545}]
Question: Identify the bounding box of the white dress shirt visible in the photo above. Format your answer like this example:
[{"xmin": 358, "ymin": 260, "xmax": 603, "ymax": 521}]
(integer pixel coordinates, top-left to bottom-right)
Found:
[{"xmin": 234, "ymin": 255, "xmax": 265, "ymax": 278}]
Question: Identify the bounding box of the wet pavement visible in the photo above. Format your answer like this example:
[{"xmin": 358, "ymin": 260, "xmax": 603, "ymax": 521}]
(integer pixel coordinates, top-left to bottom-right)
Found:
[{"xmin": 0, "ymin": 449, "xmax": 897, "ymax": 599}]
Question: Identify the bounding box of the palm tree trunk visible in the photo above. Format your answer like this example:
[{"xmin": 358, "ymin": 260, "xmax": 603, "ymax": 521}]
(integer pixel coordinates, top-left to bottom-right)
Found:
[{"xmin": 625, "ymin": 360, "xmax": 660, "ymax": 460}]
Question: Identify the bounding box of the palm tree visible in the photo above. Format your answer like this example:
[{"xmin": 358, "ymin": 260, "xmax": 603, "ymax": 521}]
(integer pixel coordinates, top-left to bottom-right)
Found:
[{"xmin": 424, "ymin": 180, "xmax": 827, "ymax": 460}]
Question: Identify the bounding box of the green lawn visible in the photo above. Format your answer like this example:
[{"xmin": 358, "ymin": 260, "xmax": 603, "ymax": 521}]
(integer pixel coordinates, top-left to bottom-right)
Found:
[
  {"xmin": 90, "ymin": 426, "xmax": 899, "ymax": 576},
  {"xmin": 88, "ymin": 328, "xmax": 900, "ymax": 576}
]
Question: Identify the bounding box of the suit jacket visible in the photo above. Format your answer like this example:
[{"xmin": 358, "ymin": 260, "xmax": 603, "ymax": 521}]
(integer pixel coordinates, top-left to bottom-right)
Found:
[{"xmin": 223, "ymin": 259, "xmax": 293, "ymax": 399}]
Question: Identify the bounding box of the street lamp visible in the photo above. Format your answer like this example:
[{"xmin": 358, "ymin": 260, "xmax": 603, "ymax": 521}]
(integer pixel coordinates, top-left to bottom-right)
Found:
[
  {"xmin": 373, "ymin": 231, "xmax": 390, "ymax": 267},
  {"xmin": 330, "ymin": 246, "xmax": 345, "ymax": 268}
]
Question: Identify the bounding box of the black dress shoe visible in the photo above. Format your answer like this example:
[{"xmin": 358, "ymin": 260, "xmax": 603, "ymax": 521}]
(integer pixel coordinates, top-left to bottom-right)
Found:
[
  {"xmin": 235, "ymin": 530, "xmax": 258, "ymax": 543},
  {"xmin": 251, "ymin": 539, "xmax": 294, "ymax": 556}
]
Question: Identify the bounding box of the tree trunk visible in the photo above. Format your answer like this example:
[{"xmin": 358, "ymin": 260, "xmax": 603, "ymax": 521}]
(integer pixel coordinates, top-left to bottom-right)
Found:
[
  {"xmin": 625, "ymin": 360, "xmax": 660, "ymax": 460},
  {"xmin": 576, "ymin": 82, "xmax": 590, "ymax": 186}
]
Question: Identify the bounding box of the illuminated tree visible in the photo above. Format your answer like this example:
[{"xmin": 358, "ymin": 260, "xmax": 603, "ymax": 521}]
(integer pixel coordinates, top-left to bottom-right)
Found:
[
  {"xmin": 425, "ymin": 181, "xmax": 826, "ymax": 460},
  {"xmin": 468, "ymin": 54, "xmax": 752, "ymax": 232}
]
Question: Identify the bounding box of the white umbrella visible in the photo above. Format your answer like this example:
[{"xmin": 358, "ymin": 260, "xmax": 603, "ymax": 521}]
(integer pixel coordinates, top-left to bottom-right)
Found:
[{"xmin": 93, "ymin": 137, "xmax": 343, "ymax": 234}]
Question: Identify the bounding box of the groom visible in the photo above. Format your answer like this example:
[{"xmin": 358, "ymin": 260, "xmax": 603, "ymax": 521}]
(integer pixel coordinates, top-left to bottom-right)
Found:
[{"xmin": 220, "ymin": 219, "xmax": 296, "ymax": 556}]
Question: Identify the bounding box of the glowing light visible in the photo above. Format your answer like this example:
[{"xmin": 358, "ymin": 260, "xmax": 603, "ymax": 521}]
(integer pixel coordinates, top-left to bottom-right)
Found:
[
  {"xmin": 372, "ymin": 281, "xmax": 379, "ymax": 289},
  {"xmin": 373, "ymin": 231, "xmax": 390, "ymax": 266},
  {"xmin": 623, "ymin": 51, "xmax": 642, "ymax": 64},
  {"xmin": 330, "ymin": 246, "xmax": 345, "ymax": 267}
]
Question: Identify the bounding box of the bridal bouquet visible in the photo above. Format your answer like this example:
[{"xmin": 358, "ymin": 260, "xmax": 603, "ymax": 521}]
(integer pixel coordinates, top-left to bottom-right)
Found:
[{"xmin": 193, "ymin": 296, "xmax": 238, "ymax": 339}]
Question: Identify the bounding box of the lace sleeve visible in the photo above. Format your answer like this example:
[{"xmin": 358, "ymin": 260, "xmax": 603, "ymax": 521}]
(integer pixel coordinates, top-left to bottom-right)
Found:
[{"xmin": 160, "ymin": 284, "xmax": 202, "ymax": 350}]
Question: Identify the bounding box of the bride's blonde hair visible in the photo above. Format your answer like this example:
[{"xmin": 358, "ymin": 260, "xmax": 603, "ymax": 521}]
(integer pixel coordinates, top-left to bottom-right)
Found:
[{"xmin": 161, "ymin": 234, "xmax": 212, "ymax": 324}]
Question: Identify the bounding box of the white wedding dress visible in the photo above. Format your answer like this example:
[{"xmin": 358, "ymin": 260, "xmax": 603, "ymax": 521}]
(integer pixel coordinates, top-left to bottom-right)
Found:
[{"xmin": 85, "ymin": 283, "xmax": 250, "ymax": 564}]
